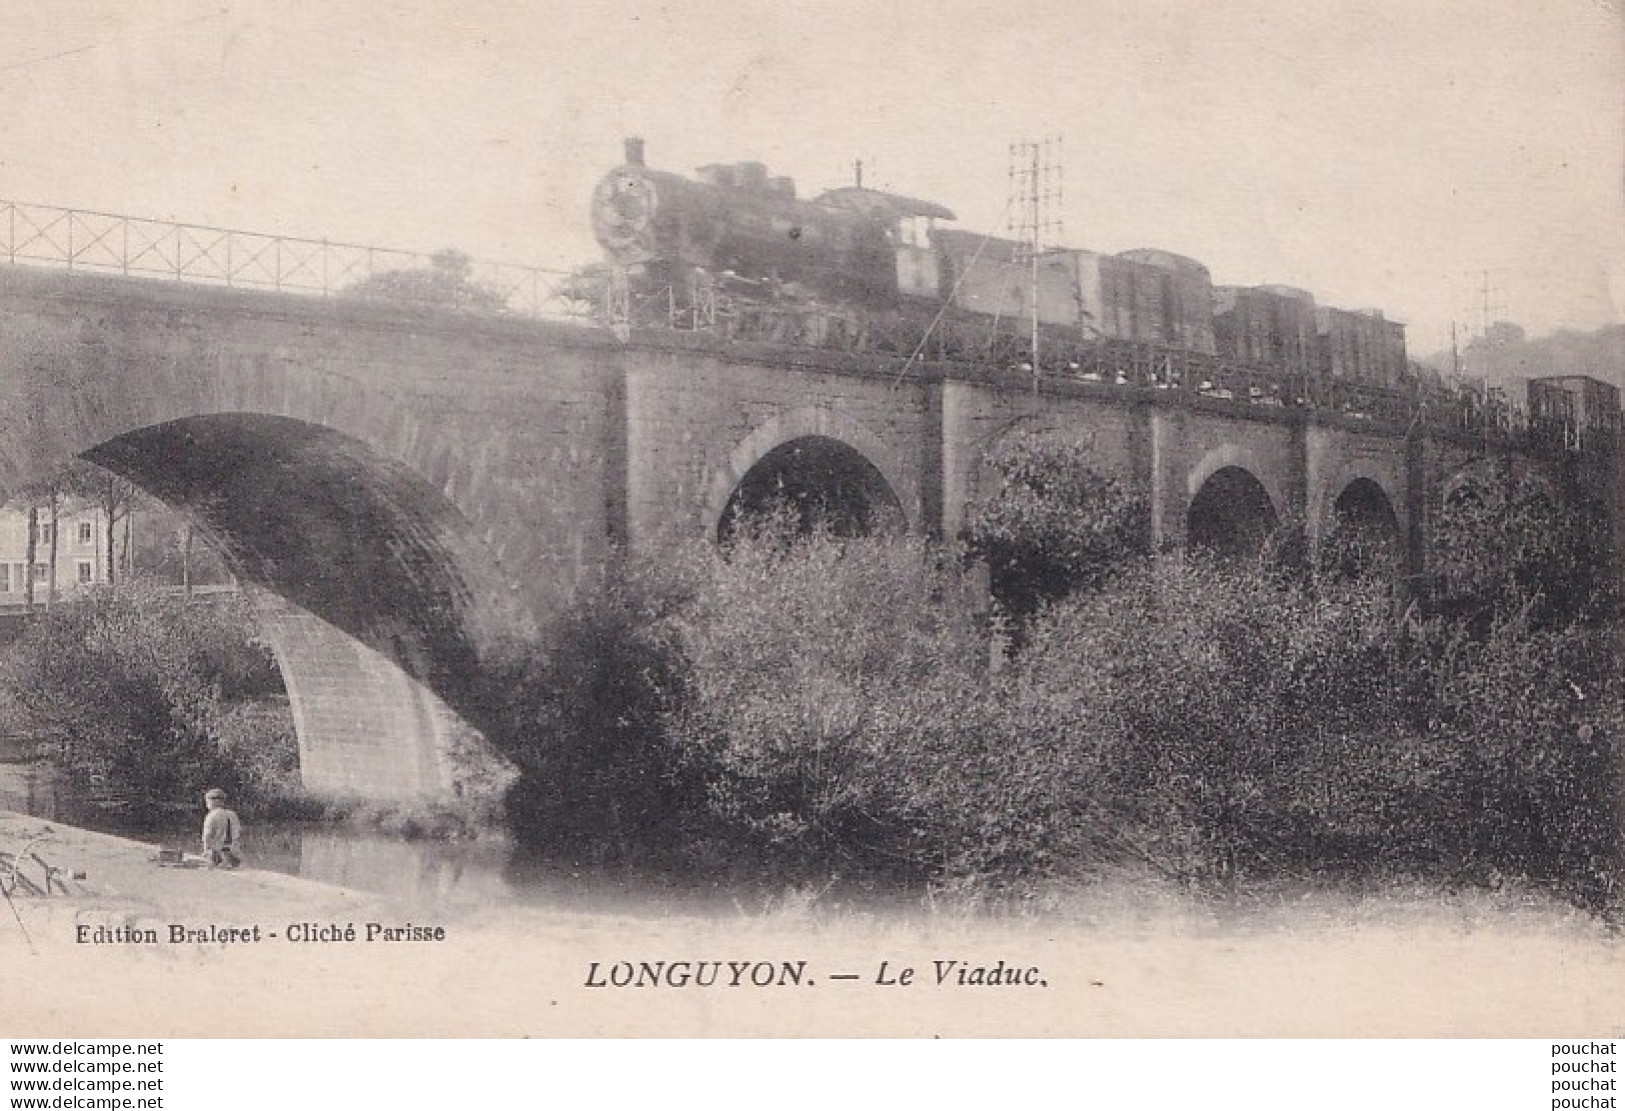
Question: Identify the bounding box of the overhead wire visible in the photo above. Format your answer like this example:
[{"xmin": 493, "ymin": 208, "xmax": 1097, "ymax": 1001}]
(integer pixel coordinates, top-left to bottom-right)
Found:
[{"xmin": 890, "ymin": 193, "xmax": 1018, "ymax": 389}]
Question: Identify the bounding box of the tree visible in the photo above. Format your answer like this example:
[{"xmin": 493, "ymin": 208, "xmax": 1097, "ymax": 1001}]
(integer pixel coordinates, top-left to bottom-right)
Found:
[
  {"xmin": 959, "ymin": 432, "xmax": 1150, "ymax": 629},
  {"xmin": 46, "ymin": 484, "xmax": 59, "ymax": 608},
  {"xmin": 59, "ymin": 462, "xmax": 144, "ymax": 588},
  {"xmin": 663, "ymin": 524, "xmax": 994, "ymax": 874},
  {"xmin": 141, "ymin": 514, "xmax": 234, "ymax": 592},
  {"xmin": 491, "ymin": 557, "xmax": 697, "ymax": 854},
  {"xmin": 0, "ymin": 580, "xmax": 295, "ymax": 804},
  {"xmin": 23, "ymin": 504, "xmax": 36, "ymax": 612},
  {"xmin": 10, "ymin": 472, "xmax": 66, "ymax": 610},
  {"xmin": 343, "ymin": 249, "xmax": 509, "ymax": 312}
]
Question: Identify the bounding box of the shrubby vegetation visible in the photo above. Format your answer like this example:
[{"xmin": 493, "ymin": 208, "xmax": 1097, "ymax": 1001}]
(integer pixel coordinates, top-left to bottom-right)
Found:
[
  {"xmin": 495, "ymin": 437, "xmax": 1621, "ymax": 914},
  {"xmin": 7, "ymin": 434, "xmax": 1614, "ymax": 915},
  {"xmin": 496, "ymin": 520, "xmax": 1027, "ymax": 883},
  {"xmin": 664, "ymin": 520, "xmax": 995, "ymax": 878},
  {"xmin": 0, "ymin": 580, "xmax": 298, "ymax": 810},
  {"xmin": 959, "ymin": 432, "xmax": 1149, "ymax": 628},
  {"xmin": 1016, "ymin": 559, "xmax": 1620, "ymax": 905},
  {"xmin": 488, "ymin": 559, "xmax": 699, "ymax": 853},
  {"xmin": 1432, "ymin": 472, "xmax": 1614, "ymax": 628}
]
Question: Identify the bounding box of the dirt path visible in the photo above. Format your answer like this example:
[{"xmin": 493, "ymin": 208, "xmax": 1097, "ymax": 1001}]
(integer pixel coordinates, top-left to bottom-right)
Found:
[{"xmin": 3, "ymin": 810, "xmax": 1622, "ymax": 1037}]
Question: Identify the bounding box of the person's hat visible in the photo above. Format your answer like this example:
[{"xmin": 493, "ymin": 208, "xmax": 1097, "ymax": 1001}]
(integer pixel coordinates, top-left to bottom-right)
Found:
[{"xmin": 204, "ymin": 788, "xmax": 227, "ymax": 801}]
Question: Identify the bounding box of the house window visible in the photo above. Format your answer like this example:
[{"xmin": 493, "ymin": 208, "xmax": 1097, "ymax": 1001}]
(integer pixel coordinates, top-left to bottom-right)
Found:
[
  {"xmin": 78, "ymin": 522, "xmax": 93, "ymax": 545},
  {"xmin": 77, "ymin": 561, "xmax": 93, "ymax": 585},
  {"xmin": 32, "ymin": 563, "xmax": 47, "ymax": 583},
  {"xmin": 37, "ymin": 523, "xmax": 52, "ymax": 546},
  {"xmin": 0, "ymin": 564, "xmax": 9, "ymax": 593}
]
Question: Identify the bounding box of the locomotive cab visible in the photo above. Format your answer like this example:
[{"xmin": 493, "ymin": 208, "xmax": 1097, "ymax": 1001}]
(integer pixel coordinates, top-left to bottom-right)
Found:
[{"xmin": 816, "ymin": 186, "xmax": 955, "ymax": 301}]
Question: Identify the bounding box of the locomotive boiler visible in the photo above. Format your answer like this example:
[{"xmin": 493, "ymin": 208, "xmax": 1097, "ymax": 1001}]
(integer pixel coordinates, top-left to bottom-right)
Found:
[{"xmin": 591, "ymin": 137, "xmax": 951, "ymax": 310}]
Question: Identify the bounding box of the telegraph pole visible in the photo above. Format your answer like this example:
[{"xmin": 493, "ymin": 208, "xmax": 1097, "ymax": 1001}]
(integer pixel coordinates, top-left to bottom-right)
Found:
[
  {"xmin": 1459, "ymin": 267, "xmax": 1507, "ymax": 343},
  {"xmin": 1009, "ymin": 137, "xmax": 1062, "ymax": 389}
]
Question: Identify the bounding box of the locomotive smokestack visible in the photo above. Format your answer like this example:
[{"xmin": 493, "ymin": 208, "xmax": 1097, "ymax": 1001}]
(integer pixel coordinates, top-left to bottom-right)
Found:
[{"xmin": 624, "ymin": 137, "xmax": 646, "ymax": 166}]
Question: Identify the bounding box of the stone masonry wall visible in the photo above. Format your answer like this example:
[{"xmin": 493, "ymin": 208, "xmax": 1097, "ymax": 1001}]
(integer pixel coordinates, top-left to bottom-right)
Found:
[{"xmin": 0, "ymin": 265, "xmax": 1560, "ymax": 802}]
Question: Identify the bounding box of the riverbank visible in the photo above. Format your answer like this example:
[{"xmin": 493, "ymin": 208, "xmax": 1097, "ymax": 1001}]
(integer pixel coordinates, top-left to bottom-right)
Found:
[
  {"xmin": 0, "ymin": 809, "xmax": 385, "ymax": 945},
  {"xmin": 3, "ymin": 810, "xmax": 1623, "ymax": 1037}
]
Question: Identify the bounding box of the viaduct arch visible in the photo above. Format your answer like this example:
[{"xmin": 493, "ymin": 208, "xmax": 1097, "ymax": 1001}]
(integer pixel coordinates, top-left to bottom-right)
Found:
[
  {"xmin": 0, "ymin": 268, "xmax": 595, "ymax": 801},
  {"xmin": 1331, "ymin": 478, "xmax": 1402, "ymax": 545},
  {"xmin": 706, "ymin": 407, "xmax": 910, "ymax": 539},
  {"xmin": 1, "ymin": 265, "xmax": 1610, "ymax": 803},
  {"xmin": 81, "ymin": 415, "xmax": 519, "ymax": 800}
]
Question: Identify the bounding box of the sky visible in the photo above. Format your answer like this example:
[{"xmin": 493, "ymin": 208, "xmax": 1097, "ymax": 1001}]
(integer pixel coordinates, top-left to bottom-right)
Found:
[{"xmin": 0, "ymin": 0, "xmax": 1620, "ymax": 357}]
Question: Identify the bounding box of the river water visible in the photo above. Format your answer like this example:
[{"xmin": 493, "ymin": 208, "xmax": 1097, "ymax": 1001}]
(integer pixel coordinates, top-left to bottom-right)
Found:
[{"xmin": 0, "ymin": 761, "xmax": 753, "ymax": 915}]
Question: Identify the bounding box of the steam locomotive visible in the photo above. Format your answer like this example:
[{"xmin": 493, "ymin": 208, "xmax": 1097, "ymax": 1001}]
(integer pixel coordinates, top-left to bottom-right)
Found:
[{"xmin": 590, "ymin": 138, "xmax": 1413, "ymax": 398}]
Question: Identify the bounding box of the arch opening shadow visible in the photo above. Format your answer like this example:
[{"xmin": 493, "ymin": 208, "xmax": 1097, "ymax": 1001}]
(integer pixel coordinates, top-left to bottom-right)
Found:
[
  {"xmin": 84, "ymin": 415, "xmax": 500, "ymax": 680},
  {"xmin": 1327, "ymin": 478, "xmax": 1401, "ymax": 573},
  {"xmin": 1445, "ymin": 479, "xmax": 1488, "ymax": 510},
  {"xmin": 717, "ymin": 435, "xmax": 904, "ymax": 542},
  {"xmin": 1187, "ymin": 466, "xmax": 1278, "ymax": 562},
  {"xmin": 78, "ymin": 413, "xmax": 528, "ymax": 799}
]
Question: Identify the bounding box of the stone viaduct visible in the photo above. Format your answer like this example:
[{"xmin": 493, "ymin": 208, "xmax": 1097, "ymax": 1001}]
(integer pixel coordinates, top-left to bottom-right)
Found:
[{"xmin": 0, "ymin": 266, "xmax": 1609, "ymax": 801}]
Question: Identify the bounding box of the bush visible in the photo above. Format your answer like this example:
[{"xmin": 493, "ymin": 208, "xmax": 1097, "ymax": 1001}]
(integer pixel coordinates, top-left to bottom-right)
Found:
[
  {"xmin": 960, "ymin": 432, "xmax": 1149, "ymax": 629},
  {"xmin": 494, "ymin": 519, "xmax": 1087, "ymax": 888},
  {"xmin": 1406, "ymin": 607, "xmax": 1622, "ymax": 906},
  {"xmin": 489, "ymin": 556, "xmax": 701, "ymax": 856},
  {"xmin": 491, "ymin": 514, "xmax": 1621, "ymax": 912},
  {"xmin": 664, "ymin": 520, "xmax": 994, "ymax": 878},
  {"xmin": 1432, "ymin": 475, "xmax": 1614, "ymax": 627},
  {"xmin": 1011, "ymin": 557, "xmax": 1410, "ymax": 885},
  {"xmin": 0, "ymin": 581, "xmax": 298, "ymax": 807},
  {"xmin": 213, "ymin": 699, "xmax": 301, "ymax": 802},
  {"xmin": 1010, "ymin": 554, "xmax": 1622, "ymax": 907}
]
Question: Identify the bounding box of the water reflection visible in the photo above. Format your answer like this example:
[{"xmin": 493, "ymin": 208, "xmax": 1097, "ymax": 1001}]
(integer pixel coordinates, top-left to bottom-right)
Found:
[
  {"xmin": 0, "ymin": 762, "xmax": 759, "ymax": 915},
  {"xmin": 0, "ymin": 762, "xmax": 82, "ymax": 825},
  {"xmin": 259, "ymin": 825, "xmax": 517, "ymax": 905}
]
